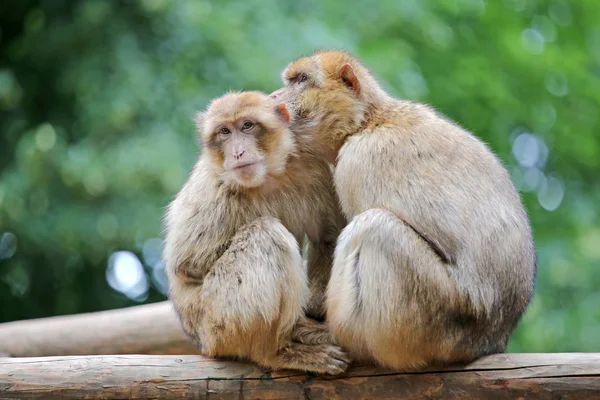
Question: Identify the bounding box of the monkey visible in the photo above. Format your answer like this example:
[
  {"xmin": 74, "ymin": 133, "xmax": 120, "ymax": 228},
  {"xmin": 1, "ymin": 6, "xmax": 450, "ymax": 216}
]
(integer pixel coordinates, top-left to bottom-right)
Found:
[
  {"xmin": 270, "ymin": 50, "xmax": 537, "ymax": 370},
  {"xmin": 163, "ymin": 91, "xmax": 349, "ymax": 374}
]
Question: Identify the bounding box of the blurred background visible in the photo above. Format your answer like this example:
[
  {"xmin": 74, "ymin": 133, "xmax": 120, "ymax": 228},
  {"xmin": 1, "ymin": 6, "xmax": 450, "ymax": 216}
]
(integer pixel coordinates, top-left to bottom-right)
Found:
[{"xmin": 0, "ymin": 0, "xmax": 598, "ymax": 352}]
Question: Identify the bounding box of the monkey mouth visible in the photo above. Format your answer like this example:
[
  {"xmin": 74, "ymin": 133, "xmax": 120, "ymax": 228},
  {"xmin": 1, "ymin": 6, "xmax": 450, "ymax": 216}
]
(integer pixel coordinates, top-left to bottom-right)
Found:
[
  {"xmin": 232, "ymin": 161, "xmax": 260, "ymax": 170},
  {"xmin": 228, "ymin": 161, "xmax": 266, "ymax": 188}
]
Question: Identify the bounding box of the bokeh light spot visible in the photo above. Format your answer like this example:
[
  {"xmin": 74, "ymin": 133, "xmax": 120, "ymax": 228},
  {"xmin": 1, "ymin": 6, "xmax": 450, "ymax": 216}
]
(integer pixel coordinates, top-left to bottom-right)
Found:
[
  {"xmin": 522, "ymin": 167, "xmax": 546, "ymax": 193},
  {"xmin": 0, "ymin": 232, "xmax": 18, "ymax": 260},
  {"xmin": 521, "ymin": 28, "xmax": 545, "ymax": 54},
  {"xmin": 142, "ymin": 238, "xmax": 164, "ymax": 267},
  {"xmin": 537, "ymin": 174, "xmax": 565, "ymax": 211},
  {"xmin": 2, "ymin": 263, "xmax": 29, "ymax": 297},
  {"xmin": 0, "ymin": 69, "xmax": 23, "ymax": 109},
  {"xmin": 545, "ymin": 72, "xmax": 568, "ymax": 97},
  {"xmin": 512, "ymin": 132, "xmax": 548, "ymax": 169},
  {"xmin": 142, "ymin": 238, "xmax": 168, "ymax": 295},
  {"xmin": 106, "ymin": 251, "xmax": 149, "ymax": 301},
  {"xmin": 151, "ymin": 261, "xmax": 169, "ymax": 295},
  {"xmin": 35, "ymin": 123, "xmax": 57, "ymax": 152}
]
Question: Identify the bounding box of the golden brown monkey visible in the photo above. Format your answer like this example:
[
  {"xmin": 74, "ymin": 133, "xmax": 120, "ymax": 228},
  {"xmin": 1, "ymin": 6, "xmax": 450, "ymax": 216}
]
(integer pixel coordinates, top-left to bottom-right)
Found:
[
  {"xmin": 271, "ymin": 50, "xmax": 536, "ymax": 370},
  {"xmin": 163, "ymin": 91, "xmax": 349, "ymax": 374}
]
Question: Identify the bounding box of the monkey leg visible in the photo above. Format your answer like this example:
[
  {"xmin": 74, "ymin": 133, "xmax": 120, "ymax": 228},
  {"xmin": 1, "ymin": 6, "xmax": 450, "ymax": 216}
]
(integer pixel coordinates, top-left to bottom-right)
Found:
[
  {"xmin": 326, "ymin": 208, "xmax": 479, "ymax": 370},
  {"xmin": 174, "ymin": 217, "xmax": 349, "ymax": 374}
]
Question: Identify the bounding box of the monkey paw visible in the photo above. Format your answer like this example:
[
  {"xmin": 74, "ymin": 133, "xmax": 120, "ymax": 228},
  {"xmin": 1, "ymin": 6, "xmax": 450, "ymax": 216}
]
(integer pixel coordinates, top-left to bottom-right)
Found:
[
  {"xmin": 278, "ymin": 343, "xmax": 351, "ymax": 375},
  {"xmin": 317, "ymin": 344, "xmax": 352, "ymax": 375}
]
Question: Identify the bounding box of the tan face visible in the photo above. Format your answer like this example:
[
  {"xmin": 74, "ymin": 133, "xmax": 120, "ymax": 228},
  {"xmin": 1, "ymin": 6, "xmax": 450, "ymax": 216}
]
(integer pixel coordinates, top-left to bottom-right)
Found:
[
  {"xmin": 198, "ymin": 92, "xmax": 296, "ymax": 189},
  {"xmin": 269, "ymin": 56, "xmax": 326, "ymax": 121},
  {"xmin": 210, "ymin": 118, "xmax": 267, "ymax": 186},
  {"xmin": 270, "ymin": 51, "xmax": 363, "ymax": 163}
]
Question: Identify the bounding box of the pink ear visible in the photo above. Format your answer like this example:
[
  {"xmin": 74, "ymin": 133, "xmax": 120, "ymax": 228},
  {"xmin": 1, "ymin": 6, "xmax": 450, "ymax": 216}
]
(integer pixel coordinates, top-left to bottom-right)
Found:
[
  {"xmin": 340, "ymin": 63, "xmax": 360, "ymax": 95},
  {"xmin": 275, "ymin": 103, "xmax": 291, "ymax": 122}
]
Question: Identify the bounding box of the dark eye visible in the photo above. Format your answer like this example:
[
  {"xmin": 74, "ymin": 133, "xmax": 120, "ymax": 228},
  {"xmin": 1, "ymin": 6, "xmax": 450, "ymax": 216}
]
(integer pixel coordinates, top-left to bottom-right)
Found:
[
  {"xmin": 298, "ymin": 74, "xmax": 308, "ymax": 83},
  {"xmin": 219, "ymin": 127, "xmax": 231, "ymax": 135},
  {"xmin": 241, "ymin": 120, "xmax": 254, "ymax": 131}
]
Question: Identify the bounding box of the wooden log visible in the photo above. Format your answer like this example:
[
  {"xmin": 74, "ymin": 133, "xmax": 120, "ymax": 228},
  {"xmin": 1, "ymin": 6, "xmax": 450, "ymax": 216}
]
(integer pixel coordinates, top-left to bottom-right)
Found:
[
  {"xmin": 1, "ymin": 353, "xmax": 599, "ymax": 399},
  {"xmin": 0, "ymin": 302, "xmax": 197, "ymax": 357}
]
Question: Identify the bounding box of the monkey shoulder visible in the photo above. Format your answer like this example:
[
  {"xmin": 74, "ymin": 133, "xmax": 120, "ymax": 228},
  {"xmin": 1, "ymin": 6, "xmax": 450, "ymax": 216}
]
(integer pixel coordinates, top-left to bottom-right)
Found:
[
  {"xmin": 392, "ymin": 101, "xmax": 503, "ymax": 164},
  {"xmin": 360, "ymin": 102, "xmax": 513, "ymax": 191},
  {"xmin": 169, "ymin": 160, "xmax": 223, "ymax": 223}
]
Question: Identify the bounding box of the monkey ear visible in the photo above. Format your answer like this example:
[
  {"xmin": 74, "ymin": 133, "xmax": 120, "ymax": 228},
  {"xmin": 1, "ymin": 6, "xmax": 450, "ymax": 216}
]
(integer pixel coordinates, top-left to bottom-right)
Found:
[
  {"xmin": 275, "ymin": 103, "xmax": 291, "ymax": 122},
  {"xmin": 340, "ymin": 63, "xmax": 361, "ymax": 96}
]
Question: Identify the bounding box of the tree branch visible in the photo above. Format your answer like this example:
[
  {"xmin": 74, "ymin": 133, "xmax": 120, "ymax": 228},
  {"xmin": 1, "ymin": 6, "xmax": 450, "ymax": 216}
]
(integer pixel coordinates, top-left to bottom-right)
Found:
[
  {"xmin": 0, "ymin": 353, "xmax": 599, "ymax": 399},
  {"xmin": 0, "ymin": 301, "xmax": 197, "ymax": 356}
]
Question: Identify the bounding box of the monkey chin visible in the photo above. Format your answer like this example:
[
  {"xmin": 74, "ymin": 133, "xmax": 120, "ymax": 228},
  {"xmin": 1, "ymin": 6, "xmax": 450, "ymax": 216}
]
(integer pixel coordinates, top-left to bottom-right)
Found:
[{"xmin": 228, "ymin": 162, "xmax": 267, "ymax": 189}]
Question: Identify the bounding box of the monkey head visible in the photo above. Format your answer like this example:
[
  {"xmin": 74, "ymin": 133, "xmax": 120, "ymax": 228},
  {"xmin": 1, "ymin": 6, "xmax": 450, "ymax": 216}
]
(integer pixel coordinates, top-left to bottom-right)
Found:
[
  {"xmin": 270, "ymin": 50, "xmax": 379, "ymax": 163},
  {"xmin": 196, "ymin": 91, "xmax": 296, "ymax": 189}
]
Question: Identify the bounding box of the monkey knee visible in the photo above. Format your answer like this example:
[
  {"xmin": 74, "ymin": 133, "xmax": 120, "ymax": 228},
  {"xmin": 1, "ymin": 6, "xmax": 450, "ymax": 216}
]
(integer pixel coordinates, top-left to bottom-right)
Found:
[
  {"xmin": 351, "ymin": 208, "xmax": 397, "ymax": 226},
  {"xmin": 241, "ymin": 217, "xmax": 308, "ymax": 329},
  {"xmin": 328, "ymin": 208, "xmax": 408, "ymax": 331},
  {"xmin": 247, "ymin": 216, "xmax": 299, "ymax": 255},
  {"xmin": 333, "ymin": 208, "xmax": 400, "ymax": 275},
  {"xmin": 338, "ymin": 208, "xmax": 439, "ymax": 269},
  {"xmin": 338, "ymin": 208, "xmax": 397, "ymax": 247},
  {"xmin": 251, "ymin": 215, "xmax": 285, "ymax": 231}
]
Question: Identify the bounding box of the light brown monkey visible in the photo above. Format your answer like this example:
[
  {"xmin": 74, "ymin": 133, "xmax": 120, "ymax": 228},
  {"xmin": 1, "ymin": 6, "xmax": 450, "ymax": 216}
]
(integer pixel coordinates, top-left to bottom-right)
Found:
[
  {"xmin": 271, "ymin": 50, "xmax": 537, "ymax": 370},
  {"xmin": 163, "ymin": 91, "xmax": 349, "ymax": 374}
]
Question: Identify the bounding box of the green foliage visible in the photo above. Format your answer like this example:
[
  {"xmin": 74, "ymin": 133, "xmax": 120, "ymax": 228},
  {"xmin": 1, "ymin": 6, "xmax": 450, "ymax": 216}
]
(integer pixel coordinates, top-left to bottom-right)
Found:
[{"xmin": 1, "ymin": 0, "xmax": 599, "ymax": 351}]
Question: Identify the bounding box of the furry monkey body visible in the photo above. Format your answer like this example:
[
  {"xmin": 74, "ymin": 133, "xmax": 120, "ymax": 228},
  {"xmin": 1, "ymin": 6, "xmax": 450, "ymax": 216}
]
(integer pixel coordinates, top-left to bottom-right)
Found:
[
  {"xmin": 164, "ymin": 91, "xmax": 348, "ymax": 374},
  {"xmin": 272, "ymin": 51, "xmax": 537, "ymax": 370}
]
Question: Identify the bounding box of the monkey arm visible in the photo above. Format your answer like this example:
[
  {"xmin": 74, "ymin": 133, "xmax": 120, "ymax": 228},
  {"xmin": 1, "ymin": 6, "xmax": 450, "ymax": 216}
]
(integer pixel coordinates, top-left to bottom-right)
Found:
[
  {"xmin": 164, "ymin": 201, "xmax": 233, "ymax": 284},
  {"xmin": 168, "ymin": 213, "xmax": 249, "ymax": 283}
]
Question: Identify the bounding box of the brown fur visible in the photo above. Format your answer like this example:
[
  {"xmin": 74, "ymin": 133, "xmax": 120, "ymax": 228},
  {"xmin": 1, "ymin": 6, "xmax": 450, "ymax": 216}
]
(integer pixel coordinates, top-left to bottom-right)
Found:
[
  {"xmin": 164, "ymin": 91, "xmax": 348, "ymax": 374},
  {"xmin": 272, "ymin": 50, "xmax": 537, "ymax": 370}
]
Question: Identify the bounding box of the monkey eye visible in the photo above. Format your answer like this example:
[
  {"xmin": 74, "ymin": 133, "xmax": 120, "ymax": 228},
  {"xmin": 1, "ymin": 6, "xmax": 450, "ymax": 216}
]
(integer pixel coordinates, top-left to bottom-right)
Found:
[
  {"xmin": 298, "ymin": 74, "xmax": 308, "ymax": 83},
  {"xmin": 241, "ymin": 120, "xmax": 254, "ymax": 131},
  {"xmin": 219, "ymin": 127, "xmax": 231, "ymax": 135}
]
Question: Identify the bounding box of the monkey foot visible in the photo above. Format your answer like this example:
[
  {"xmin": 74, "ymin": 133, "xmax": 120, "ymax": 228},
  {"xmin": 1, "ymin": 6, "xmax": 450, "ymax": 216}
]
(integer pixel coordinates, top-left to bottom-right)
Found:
[{"xmin": 277, "ymin": 343, "xmax": 350, "ymax": 375}]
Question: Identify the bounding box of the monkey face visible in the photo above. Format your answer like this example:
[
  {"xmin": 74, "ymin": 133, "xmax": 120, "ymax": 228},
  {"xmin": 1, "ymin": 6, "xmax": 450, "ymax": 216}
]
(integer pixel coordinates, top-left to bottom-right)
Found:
[
  {"xmin": 270, "ymin": 56, "xmax": 324, "ymax": 123},
  {"xmin": 196, "ymin": 92, "xmax": 296, "ymax": 189},
  {"xmin": 210, "ymin": 119, "xmax": 268, "ymax": 187},
  {"xmin": 270, "ymin": 51, "xmax": 365, "ymax": 163}
]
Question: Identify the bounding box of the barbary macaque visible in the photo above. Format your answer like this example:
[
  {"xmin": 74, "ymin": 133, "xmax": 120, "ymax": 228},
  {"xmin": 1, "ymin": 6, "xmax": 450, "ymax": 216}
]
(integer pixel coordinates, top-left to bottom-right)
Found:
[
  {"xmin": 271, "ymin": 50, "xmax": 537, "ymax": 370},
  {"xmin": 163, "ymin": 91, "xmax": 348, "ymax": 374}
]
